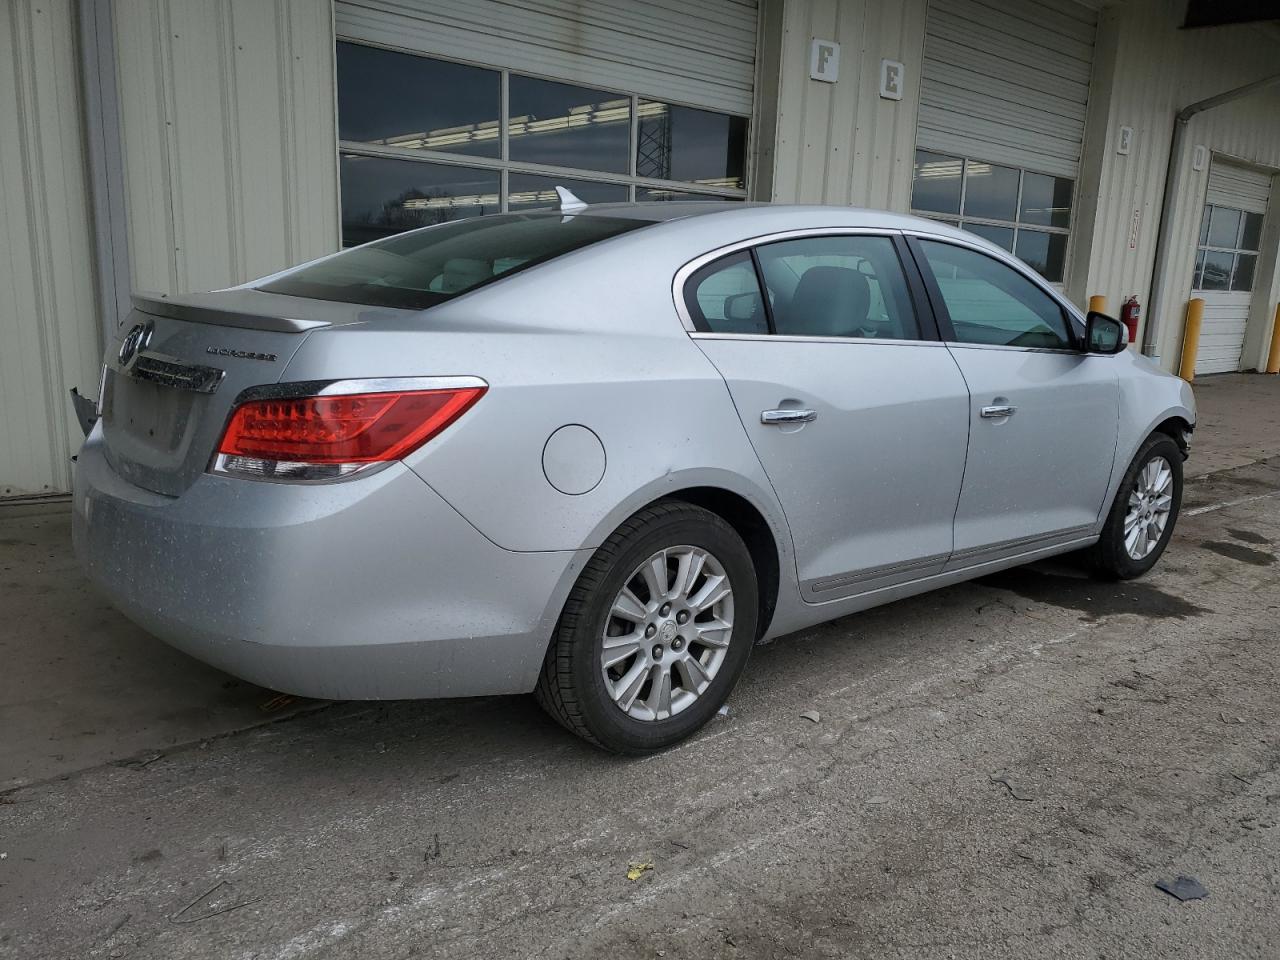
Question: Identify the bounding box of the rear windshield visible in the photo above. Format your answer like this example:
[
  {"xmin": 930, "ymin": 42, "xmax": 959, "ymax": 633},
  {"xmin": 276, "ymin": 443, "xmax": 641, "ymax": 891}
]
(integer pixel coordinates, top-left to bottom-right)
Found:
[{"xmin": 259, "ymin": 213, "xmax": 651, "ymax": 309}]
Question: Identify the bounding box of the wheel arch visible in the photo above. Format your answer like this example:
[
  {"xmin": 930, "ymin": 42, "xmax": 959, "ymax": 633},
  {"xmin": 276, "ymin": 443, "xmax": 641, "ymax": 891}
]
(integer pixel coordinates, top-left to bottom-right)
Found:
[
  {"xmin": 660, "ymin": 486, "xmax": 781, "ymax": 640},
  {"xmin": 567, "ymin": 470, "xmax": 791, "ymax": 643}
]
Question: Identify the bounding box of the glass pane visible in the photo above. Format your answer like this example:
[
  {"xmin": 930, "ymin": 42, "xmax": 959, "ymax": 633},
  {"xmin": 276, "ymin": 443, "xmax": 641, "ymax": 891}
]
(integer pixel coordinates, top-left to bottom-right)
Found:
[
  {"xmin": 1233, "ymin": 253, "xmax": 1257, "ymax": 292},
  {"xmin": 1241, "ymin": 212, "xmax": 1264, "ymax": 252},
  {"xmin": 911, "ymin": 151, "xmax": 963, "ymax": 215},
  {"xmin": 754, "ymin": 235, "xmax": 920, "ymax": 340},
  {"xmin": 917, "ymin": 240, "xmax": 1071, "ymax": 349},
  {"xmin": 264, "ymin": 211, "xmax": 651, "ymax": 309},
  {"xmin": 1019, "ymin": 172, "xmax": 1073, "ymax": 228},
  {"xmin": 962, "ymin": 161, "xmax": 1019, "ymax": 221},
  {"xmin": 1014, "ymin": 229, "xmax": 1068, "ymax": 282},
  {"xmin": 963, "ymin": 223, "xmax": 1014, "ymax": 252},
  {"xmin": 1199, "ymin": 249, "xmax": 1233, "ymax": 290},
  {"xmin": 1208, "ymin": 206, "xmax": 1242, "ymax": 248},
  {"xmin": 683, "ymin": 252, "xmax": 768, "ymax": 334},
  {"xmin": 1198, "ymin": 205, "xmax": 1212, "ymax": 246},
  {"xmin": 635, "ymin": 187, "xmax": 736, "ymax": 202},
  {"xmin": 338, "ymin": 154, "xmax": 499, "ymax": 247},
  {"xmin": 636, "ymin": 100, "xmax": 747, "ymax": 189},
  {"xmin": 508, "ymin": 75, "xmax": 630, "ymax": 174},
  {"xmin": 336, "ymin": 43, "xmax": 500, "ymax": 158},
  {"xmin": 1193, "ymin": 249, "xmax": 1206, "ymax": 289},
  {"xmin": 507, "ymin": 173, "xmax": 628, "ymax": 212}
]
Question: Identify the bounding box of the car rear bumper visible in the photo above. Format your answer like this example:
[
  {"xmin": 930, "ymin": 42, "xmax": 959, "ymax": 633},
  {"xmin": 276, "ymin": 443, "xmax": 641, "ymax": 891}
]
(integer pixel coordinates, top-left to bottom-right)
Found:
[{"xmin": 72, "ymin": 428, "xmax": 585, "ymax": 699}]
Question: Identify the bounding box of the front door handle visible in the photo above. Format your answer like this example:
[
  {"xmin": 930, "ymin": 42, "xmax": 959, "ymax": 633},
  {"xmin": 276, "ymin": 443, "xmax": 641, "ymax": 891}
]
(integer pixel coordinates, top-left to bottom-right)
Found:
[
  {"xmin": 980, "ymin": 404, "xmax": 1017, "ymax": 419},
  {"xmin": 761, "ymin": 408, "xmax": 817, "ymax": 425}
]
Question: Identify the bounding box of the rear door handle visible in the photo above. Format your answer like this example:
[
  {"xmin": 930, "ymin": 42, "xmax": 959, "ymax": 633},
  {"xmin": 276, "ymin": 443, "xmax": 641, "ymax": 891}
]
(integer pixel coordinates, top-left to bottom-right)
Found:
[
  {"xmin": 980, "ymin": 404, "xmax": 1017, "ymax": 419},
  {"xmin": 761, "ymin": 408, "xmax": 817, "ymax": 425}
]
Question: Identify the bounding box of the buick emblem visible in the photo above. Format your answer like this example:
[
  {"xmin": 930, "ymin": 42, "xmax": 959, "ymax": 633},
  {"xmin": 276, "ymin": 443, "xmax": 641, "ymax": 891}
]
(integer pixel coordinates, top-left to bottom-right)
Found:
[{"xmin": 118, "ymin": 321, "xmax": 153, "ymax": 368}]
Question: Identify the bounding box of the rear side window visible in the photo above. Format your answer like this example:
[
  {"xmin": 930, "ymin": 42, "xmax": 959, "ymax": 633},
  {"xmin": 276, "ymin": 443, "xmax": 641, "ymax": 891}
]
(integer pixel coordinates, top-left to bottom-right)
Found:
[
  {"xmin": 916, "ymin": 240, "xmax": 1072, "ymax": 349},
  {"xmin": 683, "ymin": 235, "xmax": 921, "ymax": 340},
  {"xmin": 684, "ymin": 252, "xmax": 768, "ymax": 334},
  {"xmin": 755, "ymin": 235, "xmax": 919, "ymax": 340},
  {"xmin": 260, "ymin": 213, "xmax": 650, "ymax": 310}
]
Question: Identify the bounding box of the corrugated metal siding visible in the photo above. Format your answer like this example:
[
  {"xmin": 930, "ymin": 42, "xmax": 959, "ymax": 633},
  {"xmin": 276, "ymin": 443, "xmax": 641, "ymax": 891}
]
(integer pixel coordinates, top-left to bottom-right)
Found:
[
  {"xmin": 770, "ymin": 0, "xmax": 928, "ymax": 209},
  {"xmin": 336, "ymin": 0, "xmax": 758, "ymax": 115},
  {"xmin": 917, "ymin": 0, "xmax": 1096, "ymax": 179},
  {"xmin": 1081, "ymin": 0, "xmax": 1280, "ymax": 371},
  {"xmin": 114, "ymin": 0, "xmax": 340, "ymax": 297},
  {"xmin": 0, "ymin": 1, "xmax": 102, "ymax": 498},
  {"xmin": 1206, "ymin": 162, "xmax": 1271, "ymax": 214}
]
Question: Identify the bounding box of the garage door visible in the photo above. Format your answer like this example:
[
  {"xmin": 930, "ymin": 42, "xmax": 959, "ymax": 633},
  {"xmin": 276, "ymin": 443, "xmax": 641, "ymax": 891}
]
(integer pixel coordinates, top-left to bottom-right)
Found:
[
  {"xmin": 916, "ymin": 0, "xmax": 1097, "ymax": 180},
  {"xmin": 334, "ymin": 0, "xmax": 757, "ymax": 116},
  {"xmin": 1192, "ymin": 162, "xmax": 1272, "ymax": 376}
]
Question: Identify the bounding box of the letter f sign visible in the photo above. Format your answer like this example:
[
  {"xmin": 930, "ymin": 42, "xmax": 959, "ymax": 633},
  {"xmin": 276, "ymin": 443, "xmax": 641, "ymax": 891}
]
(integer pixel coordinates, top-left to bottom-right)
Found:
[{"xmin": 809, "ymin": 39, "xmax": 840, "ymax": 83}]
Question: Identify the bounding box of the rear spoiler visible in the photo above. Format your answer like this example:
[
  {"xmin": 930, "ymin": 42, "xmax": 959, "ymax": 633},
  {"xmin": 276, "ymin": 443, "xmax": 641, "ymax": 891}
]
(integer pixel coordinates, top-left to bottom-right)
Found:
[{"xmin": 131, "ymin": 292, "xmax": 329, "ymax": 335}]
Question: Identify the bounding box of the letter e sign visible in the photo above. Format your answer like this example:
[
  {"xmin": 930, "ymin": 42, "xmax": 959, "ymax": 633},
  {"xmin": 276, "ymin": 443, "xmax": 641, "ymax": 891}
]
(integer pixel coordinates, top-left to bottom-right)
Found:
[
  {"xmin": 880, "ymin": 60, "xmax": 904, "ymax": 100},
  {"xmin": 810, "ymin": 39, "xmax": 839, "ymax": 83}
]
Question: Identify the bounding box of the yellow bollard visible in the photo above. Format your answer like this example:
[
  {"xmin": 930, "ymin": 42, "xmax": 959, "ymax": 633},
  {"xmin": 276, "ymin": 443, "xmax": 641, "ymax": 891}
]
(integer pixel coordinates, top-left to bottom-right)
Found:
[
  {"xmin": 1088, "ymin": 295, "xmax": 1107, "ymax": 314},
  {"xmin": 1178, "ymin": 298, "xmax": 1204, "ymax": 382},
  {"xmin": 1267, "ymin": 303, "xmax": 1280, "ymax": 375}
]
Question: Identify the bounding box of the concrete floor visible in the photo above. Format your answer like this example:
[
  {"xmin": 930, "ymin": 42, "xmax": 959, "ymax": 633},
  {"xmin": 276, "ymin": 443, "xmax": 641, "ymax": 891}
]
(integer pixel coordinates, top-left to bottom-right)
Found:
[{"xmin": 1, "ymin": 372, "xmax": 1278, "ymax": 958}]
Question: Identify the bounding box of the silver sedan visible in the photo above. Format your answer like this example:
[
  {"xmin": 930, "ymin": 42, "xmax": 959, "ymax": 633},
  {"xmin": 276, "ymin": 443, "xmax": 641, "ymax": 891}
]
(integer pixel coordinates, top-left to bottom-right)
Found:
[{"xmin": 74, "ymin": 203, "xmax": 1194, "ymax": 753}]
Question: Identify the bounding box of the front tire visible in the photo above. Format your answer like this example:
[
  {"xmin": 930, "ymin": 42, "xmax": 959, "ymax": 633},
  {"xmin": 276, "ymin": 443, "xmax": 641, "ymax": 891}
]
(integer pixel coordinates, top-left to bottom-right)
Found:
[
  {"xmin": 1092, "ymin": 433, "xmax": 1183, "ymax": 580},
  {"xmin": 535, "ymin": 500, "xmax": 758, "ymax": 754}
]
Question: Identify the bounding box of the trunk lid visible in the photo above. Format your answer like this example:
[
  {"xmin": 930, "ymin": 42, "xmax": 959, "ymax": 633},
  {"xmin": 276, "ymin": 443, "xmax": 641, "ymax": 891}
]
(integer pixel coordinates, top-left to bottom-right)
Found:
[{"xmin": 100, "ymin": 291, "xmax": 350, "ymax": 496}]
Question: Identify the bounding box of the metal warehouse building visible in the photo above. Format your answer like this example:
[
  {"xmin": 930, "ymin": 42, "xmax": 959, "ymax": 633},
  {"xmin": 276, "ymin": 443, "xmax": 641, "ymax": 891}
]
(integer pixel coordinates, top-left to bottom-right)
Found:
[{"xmin": 2, "ymin": 0, "xmax": 1279, "ymax": 499}]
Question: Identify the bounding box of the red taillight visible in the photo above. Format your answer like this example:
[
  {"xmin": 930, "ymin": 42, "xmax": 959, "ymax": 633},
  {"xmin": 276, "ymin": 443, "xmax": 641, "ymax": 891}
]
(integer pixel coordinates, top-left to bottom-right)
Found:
[{"xmin": 213, "ymin": 386, "xmax": 485, "ymax": 481}]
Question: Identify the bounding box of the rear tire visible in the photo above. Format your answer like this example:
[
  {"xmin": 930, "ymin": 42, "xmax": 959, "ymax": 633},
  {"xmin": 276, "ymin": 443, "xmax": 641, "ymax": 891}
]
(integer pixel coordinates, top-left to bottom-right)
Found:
[
  {"xmin": 1091, "ymin": 433, "xmax": 1183, "ymax": 580},
  {"xmin": 535, "ymin": 500, "xmax": 758, "ymax": 754}
]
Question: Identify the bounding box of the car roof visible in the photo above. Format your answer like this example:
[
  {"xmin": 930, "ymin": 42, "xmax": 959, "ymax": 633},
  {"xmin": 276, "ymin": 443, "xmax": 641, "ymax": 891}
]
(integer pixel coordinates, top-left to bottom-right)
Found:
[{"xmin": 576, "ymin": 201, "xmax": 977, "ymax": 241}]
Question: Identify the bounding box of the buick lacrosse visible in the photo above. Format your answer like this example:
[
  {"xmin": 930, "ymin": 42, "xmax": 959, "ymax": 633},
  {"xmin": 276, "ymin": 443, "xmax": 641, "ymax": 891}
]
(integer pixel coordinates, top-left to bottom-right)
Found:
[{"xmin": 74, "ymin": 201, "xmax": 1194, "ymax": 753}]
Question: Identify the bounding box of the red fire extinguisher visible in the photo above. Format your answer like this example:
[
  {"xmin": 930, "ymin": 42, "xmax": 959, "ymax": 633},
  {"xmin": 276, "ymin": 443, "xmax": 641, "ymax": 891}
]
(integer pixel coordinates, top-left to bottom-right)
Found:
[{"xmin": 1120, "ymin": 296, "xmax": 1141, "ymax": 346}]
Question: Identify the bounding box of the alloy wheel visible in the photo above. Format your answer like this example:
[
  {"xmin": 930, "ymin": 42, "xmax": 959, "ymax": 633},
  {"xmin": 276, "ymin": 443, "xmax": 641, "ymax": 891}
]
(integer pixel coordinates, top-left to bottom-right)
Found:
[
  {"xmin": 1124, "ymin": 455, "xmax": 1174, "ymax": 560},
  {"xmin": 600, "ymin": 545, "xmax": 734, "ymax": 721}
]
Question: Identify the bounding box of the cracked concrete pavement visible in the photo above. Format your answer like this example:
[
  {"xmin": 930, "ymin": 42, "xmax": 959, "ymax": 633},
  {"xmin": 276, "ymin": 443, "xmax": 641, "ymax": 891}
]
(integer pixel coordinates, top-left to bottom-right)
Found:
[{"xmin": 2, "ymin": 374, "xmax": 1280, "ymax": 959}]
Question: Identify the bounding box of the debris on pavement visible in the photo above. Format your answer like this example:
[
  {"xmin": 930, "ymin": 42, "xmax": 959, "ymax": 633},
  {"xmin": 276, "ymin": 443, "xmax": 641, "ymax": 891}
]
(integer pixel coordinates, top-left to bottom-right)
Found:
[
  {"xmin": 170, "ymin": 879, "xmax": 262, "ymax": 924},
  {"xmin": 866, "ymin": 796, "xmax": 889, "ymax": 805},
  {"xmin": 717, "ymin": 704, "xmax": 731, "ymax": 717},
  {"xmin": 989, "ymin": 775, "xmax": 1035, "ymax": 801},
  {"xmin": 1155, "ymin": 875, "xmax": 1209, "ymax": 902},
  {"xmin": 799, "ymin": 709, "xmax": 821, "ymax": 723},
  {"xmin": 626, "ymin": 862, "xmax": 654, "ymax": 881}
]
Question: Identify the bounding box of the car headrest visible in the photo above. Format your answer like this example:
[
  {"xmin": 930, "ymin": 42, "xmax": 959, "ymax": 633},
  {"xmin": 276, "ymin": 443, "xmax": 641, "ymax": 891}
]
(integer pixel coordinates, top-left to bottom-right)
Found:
[
  {"xmin": 779, "ymin": 266, "xmax": 871, "ymax": 337},
  {"xmin": 439, "ymin": 258, "xmax": 492, "ymax": 293}
]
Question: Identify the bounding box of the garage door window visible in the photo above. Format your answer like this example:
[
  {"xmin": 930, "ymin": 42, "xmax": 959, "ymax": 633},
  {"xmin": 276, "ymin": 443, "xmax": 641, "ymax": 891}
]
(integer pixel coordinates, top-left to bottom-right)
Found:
[
  {"xmin": 336, "ymin": 41, "xmax": 749, "ymax": 244},
  {"xmin": 911, "ymin": 151, "xmax": 1073, "ymax": 283},
  {"xmin": 1194, "ymin": 204, "xmax": 1263, "ymax": 293}
]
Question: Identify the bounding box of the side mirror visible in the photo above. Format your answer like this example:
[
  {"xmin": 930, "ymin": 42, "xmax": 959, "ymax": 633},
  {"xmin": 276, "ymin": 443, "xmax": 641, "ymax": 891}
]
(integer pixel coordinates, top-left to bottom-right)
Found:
[{"xmin": 1084, "ymin": 311, "xmax": 1126, "ymax": 354}]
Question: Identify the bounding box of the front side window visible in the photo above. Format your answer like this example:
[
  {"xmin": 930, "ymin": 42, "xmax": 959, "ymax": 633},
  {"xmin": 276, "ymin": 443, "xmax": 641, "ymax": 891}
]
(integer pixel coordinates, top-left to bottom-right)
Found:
[
  {"xmin": 260, "ymin": 214, "xmax": 649, "ymax": 310},
  {"xmin": 1194, "ymin": 204, "xmax": 1263, "ymax": 292},
  {"xmin": 917, "ymin": 240, "xmax": 1072, "ymax": 350},
  {"xmin": 755, "ymin": 236, "xmax": 919, "ymax": 340},
  {"xmin": 911, "ymin": 151, "xmax": 1073, "ymax": 283},
  {"xmin": 335, "ymin": 41, "xmax": 749, "ymax": 246}
]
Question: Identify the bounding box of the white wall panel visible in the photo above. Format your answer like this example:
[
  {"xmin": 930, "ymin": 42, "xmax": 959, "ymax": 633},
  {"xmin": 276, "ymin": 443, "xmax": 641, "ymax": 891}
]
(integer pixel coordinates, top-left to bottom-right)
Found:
[
  {"xmin": 0, "ymin": 1, "xmax": 102, "ymax": 498},
  {"xmin": 769, "ymin": 0, "xmax": 928, "ymax": 210},
  {"xmin": 1079, "ymin": 0, "xmax": 1280, "ymax": 371},
  {"xmin": 114, "ymin": 0, "xmax": 340, "ymax": 297},
  {"xmin": 336, "ymin": 0, "xmax": 758, "ymax": 115}
]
